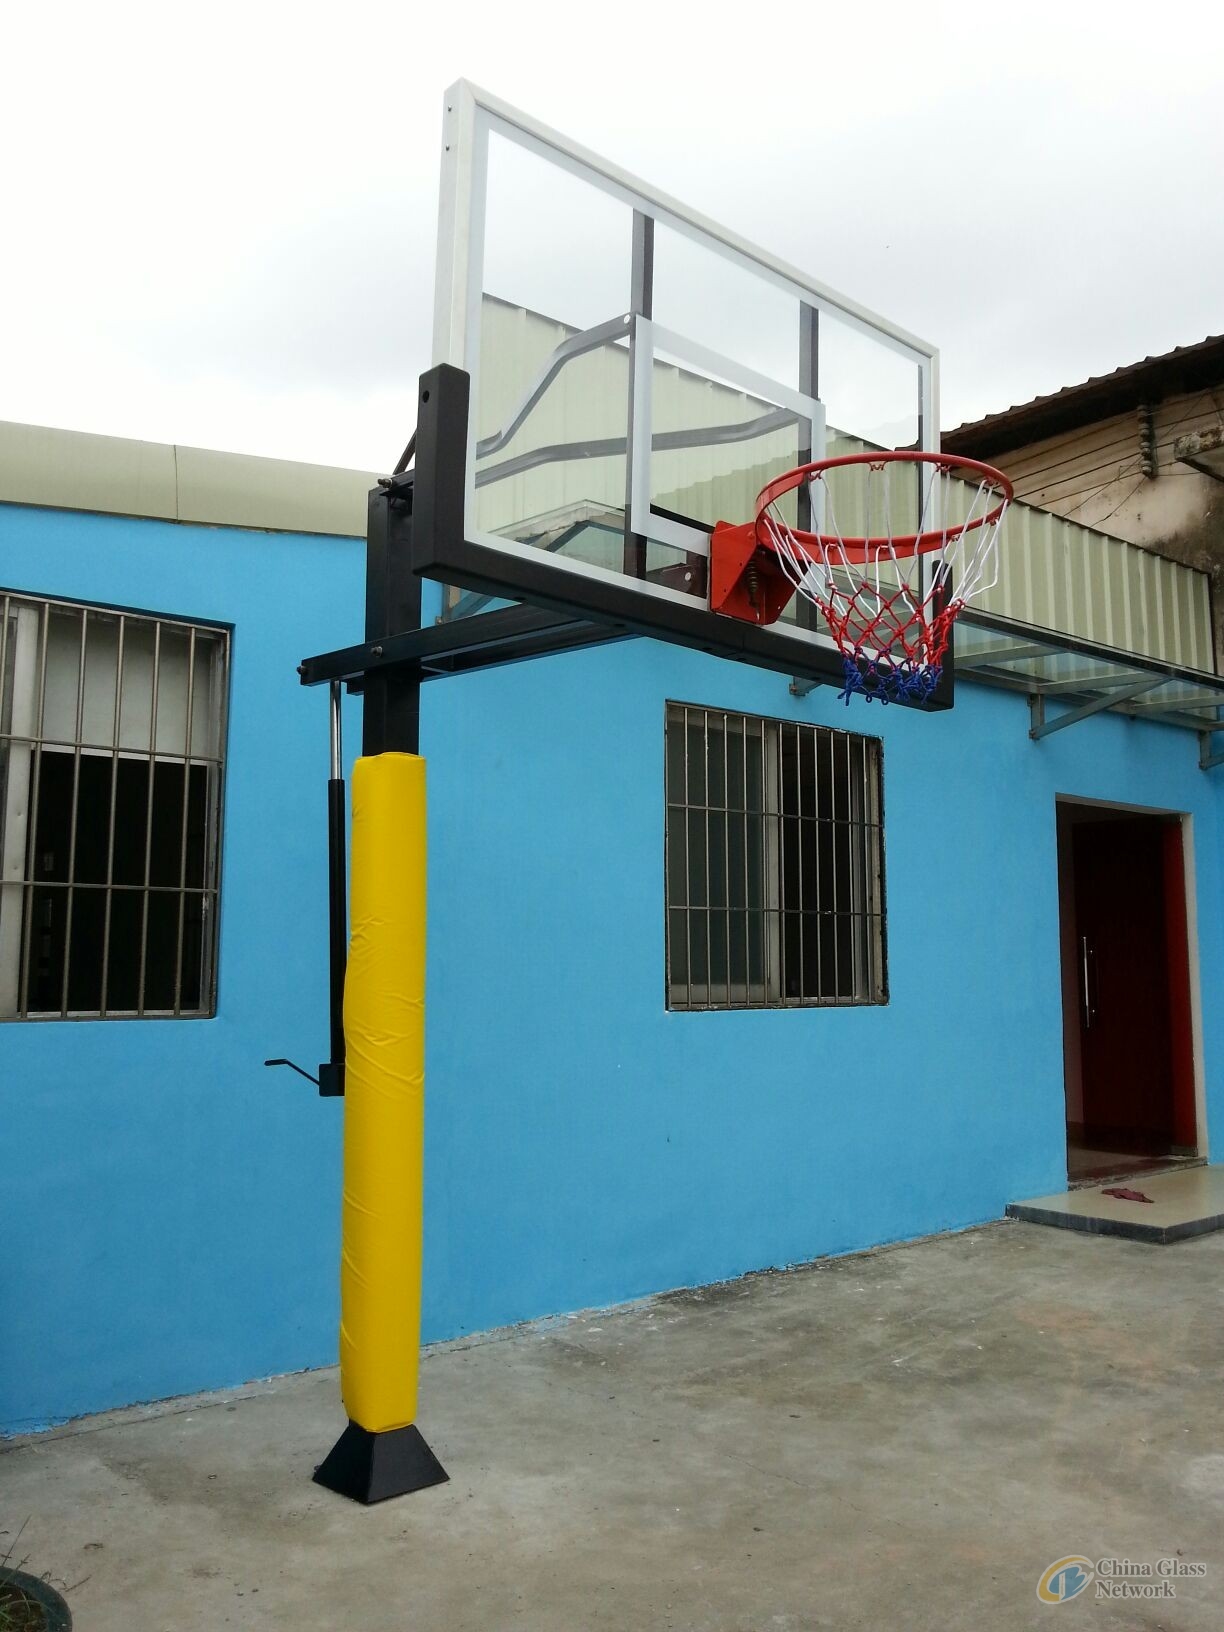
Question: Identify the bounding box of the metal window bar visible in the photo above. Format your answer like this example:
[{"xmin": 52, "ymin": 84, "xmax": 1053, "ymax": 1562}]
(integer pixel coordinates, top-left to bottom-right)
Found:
[
  {"xmin": 58, "ymin": 609, "xmax": 89, "ymax": 1015},
  {"xmin": 173, "ymin": 626, "xmax": 197, "ymax": 1017},
  {"xmin": 98, "ymin": 615, "xmax": 125, "ymax": 1016},
  {"xmin": 16, "ymin": 603, "xmax": 50, "ymax": 1017},
  {"xmin": 763, "ymin": 720, "xmax": 780, "ymax": 999},
  {"xmin": 664, "ymin": 703, "xmax": 886, "ymax": 1011},
  {"xmin": 833, "ymin": 728, "xmax": 844, "ymax": 1001},
  {"xmin": 136, "ymin": 619, "xmax": 162, "ymax": 1019},
  {"xmin": 0, "ymin": 593, "xmax": 228, "ymax": 1021}
]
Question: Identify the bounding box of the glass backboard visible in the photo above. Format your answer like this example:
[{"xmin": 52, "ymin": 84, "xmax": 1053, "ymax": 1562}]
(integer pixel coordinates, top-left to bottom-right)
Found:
[{"xmin": 428, "ymin": 81, "xmax": 939, "ymax": 682}]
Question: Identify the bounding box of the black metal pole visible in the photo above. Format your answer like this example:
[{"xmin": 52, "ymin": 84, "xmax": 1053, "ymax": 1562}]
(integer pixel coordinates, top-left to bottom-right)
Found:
[
  {"xmin": 326, "ymin": 780, "xmax": 346, "ymax": 1059},
  {"xmin": 317, "ymin": 681, "xmax": 347, "ymax": 1097},
  {"xmin": 363, "ymin": 479, "xmax": 422, "ymax": 756}
]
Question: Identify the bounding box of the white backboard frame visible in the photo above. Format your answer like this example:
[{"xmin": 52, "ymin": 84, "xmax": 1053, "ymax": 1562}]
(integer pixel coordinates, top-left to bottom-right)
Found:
[{"xmin": 432, "ymin": 79, "xmax": 940, "ymax": 633}]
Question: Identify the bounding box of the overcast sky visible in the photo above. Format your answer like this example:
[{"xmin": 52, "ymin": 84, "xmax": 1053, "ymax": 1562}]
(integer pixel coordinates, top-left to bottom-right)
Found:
[{"xmin": 3, "ymin": 1, "xmax": 1222, "ymax": 472}]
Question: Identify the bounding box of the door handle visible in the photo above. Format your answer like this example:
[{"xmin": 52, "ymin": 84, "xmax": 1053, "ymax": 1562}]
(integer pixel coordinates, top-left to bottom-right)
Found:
[{"xmin": 1080, "ymin": 935, "xmax": 1097, "ymax": 1030}]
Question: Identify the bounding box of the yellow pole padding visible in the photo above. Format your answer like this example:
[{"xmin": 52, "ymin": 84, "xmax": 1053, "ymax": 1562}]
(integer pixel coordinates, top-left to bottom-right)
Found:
[{"xmin": 340, "ymin": 751, "xmax": 427, "ymax": 1433}]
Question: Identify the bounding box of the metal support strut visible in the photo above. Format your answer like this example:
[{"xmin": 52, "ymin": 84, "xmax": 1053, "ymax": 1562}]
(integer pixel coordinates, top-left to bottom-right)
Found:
[
  {"xmin": 264, "ymin": 679, "xmax": 349, "ymax": 1096},
  {"xmin": 1028, "ymin": 678, "xmax": 1163, "ymax": 739},
  {"xmin": 317, "ymin": 682, "xmax": 347, "ymax": 1096}
]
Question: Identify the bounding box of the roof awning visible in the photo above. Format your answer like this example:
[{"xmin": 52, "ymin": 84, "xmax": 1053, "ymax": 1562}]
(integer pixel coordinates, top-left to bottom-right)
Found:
[{"xmin": 956, "ymin": 610, "xmax": 1224, "ymax": 769}]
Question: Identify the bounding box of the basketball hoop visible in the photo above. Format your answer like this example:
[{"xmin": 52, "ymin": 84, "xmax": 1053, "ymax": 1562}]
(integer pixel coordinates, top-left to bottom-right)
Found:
[{"xmin": 710, "ymin": 451, "xmax": 1013, "ymax": 704}]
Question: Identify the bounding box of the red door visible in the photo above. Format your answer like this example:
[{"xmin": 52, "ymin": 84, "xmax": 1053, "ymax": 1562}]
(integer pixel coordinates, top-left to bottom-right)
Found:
[{"xmin": 1071, "ymin": 816, "xmax": 1196, "ymax": 1152}]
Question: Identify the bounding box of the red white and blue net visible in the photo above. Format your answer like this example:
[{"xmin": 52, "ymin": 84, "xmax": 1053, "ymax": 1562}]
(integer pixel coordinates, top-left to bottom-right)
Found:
[{"xmin": 756, "ymin": 452, "xmax": 1012, "ymax": 704}]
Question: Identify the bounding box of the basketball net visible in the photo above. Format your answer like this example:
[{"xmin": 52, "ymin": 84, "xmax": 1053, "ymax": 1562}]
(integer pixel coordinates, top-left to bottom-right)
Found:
[{"xmin": 757, "ymin": 455, "xmax": 1011, "ymax": 704}]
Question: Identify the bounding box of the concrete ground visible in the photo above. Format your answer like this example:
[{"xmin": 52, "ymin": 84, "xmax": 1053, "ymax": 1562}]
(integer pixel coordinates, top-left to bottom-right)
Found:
[{"xmin": 4, "ymin": 1219, "xmax": 1223, "ymax": 1631}]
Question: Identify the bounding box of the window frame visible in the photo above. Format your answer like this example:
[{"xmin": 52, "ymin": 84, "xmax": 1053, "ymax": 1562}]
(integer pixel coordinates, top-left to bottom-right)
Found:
[
  {"xmin": 664, "ymin": 701, "xmax": 888, "ymax": 1012},
  {"xmin": 0, "ymin": 588, "xmax": 231, "ymax": 1023}
]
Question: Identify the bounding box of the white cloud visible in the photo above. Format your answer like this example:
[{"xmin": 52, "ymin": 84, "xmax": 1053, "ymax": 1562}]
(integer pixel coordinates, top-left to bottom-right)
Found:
[{"xmin": 3, "ymin": 0, "xmax": 1221, "ymax": 463}]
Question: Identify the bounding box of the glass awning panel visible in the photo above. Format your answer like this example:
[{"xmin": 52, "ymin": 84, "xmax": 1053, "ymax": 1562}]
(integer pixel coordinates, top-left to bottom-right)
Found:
[{"xmin": 956, "ymin": 611, "xmax": 1224, "ymax": 736}]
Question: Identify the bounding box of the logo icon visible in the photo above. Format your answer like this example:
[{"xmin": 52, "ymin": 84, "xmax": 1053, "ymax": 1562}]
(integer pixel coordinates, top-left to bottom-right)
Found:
[{"xmin": 1037, "ymin": 1557, "xmax": 1095, "ymax": 1604}]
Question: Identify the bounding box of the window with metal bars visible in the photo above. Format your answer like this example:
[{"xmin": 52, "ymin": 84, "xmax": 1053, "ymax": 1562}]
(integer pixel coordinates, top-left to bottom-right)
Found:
[
  {"xmin": 665, "ymin": 703, "xmax": 886, "ymax": 1009},
  {"xmin": 0, "ymin": 593, "xmax": 229, "ymax": 1020}
]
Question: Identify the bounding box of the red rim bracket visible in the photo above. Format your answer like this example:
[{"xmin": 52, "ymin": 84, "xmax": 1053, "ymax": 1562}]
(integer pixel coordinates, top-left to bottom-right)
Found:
[{"xmin": 709, "ymin": 521, "xmax": 797, "ymax": 625}]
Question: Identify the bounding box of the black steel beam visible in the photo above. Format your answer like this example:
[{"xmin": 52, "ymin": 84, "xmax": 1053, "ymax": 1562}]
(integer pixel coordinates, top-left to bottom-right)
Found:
[
  {"xmin": 302, "ymin": 364, "xmax": 954, "ymax": 712},
  {"xmin": 411, "ymin": 523, "xmax": 853, "ymax": 690},
  {"xmin": 362, "ymin": 482, "xmax": 422, "ymax": 756},
  {"xmin": 405, "ymin": 366, "xmax": 923, "ymax": 700},
  {"xmin": 300, "ymin": 603, "xmax": 630, "ymax": 688}
]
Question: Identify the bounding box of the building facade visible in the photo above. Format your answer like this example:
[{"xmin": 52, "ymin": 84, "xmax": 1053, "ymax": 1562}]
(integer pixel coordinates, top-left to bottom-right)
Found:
[
  {"xmin": 3, "ymin": 421, "xmax": 1222, "ymax": 1436},
  {"xmin": 945, "ymin": 334, "xmax": 1224, "ymax": 662}
]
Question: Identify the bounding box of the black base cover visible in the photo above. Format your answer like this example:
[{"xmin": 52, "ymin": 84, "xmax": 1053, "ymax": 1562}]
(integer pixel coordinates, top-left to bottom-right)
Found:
[{"xmin": 313, "ymin": 1420, "xmax": 449, "ymax": 1504}]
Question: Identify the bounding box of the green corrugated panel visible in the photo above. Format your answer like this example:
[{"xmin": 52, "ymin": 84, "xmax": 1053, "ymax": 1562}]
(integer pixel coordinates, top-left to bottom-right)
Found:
[
  {"xmin": 175, "ymin": 447, "xmax": 372, "ymax": 537},
  {"xmin": 0, "ymin": 420, "xmax": 178, "ymax": 519},
  {"xmin": 0, "ymin": 420, "xmax": 374, "ymax": 537},
  {"xmin": 970, "ymin": 486, "xmax": 1212, "ymax": 671}
]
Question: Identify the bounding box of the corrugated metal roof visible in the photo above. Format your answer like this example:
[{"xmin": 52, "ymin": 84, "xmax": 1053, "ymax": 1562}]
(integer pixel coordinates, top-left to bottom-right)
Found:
[{"xmin": 944, "ymin": 333, "xmax": 1224, "ymax": 460}]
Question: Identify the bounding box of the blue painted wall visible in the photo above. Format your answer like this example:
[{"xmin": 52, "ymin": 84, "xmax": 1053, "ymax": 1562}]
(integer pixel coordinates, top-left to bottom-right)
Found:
[
  {"xmin": 419, "ymin": 640, "xmax": 1224, "ymax": 1340},
  {"xmin": 1, "ymin": 504, "xmax": 356, "ymax": 1434},
  {"xmin": 3, "ymin": 501, "xmax": 1222, "ymax": 1432}
]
